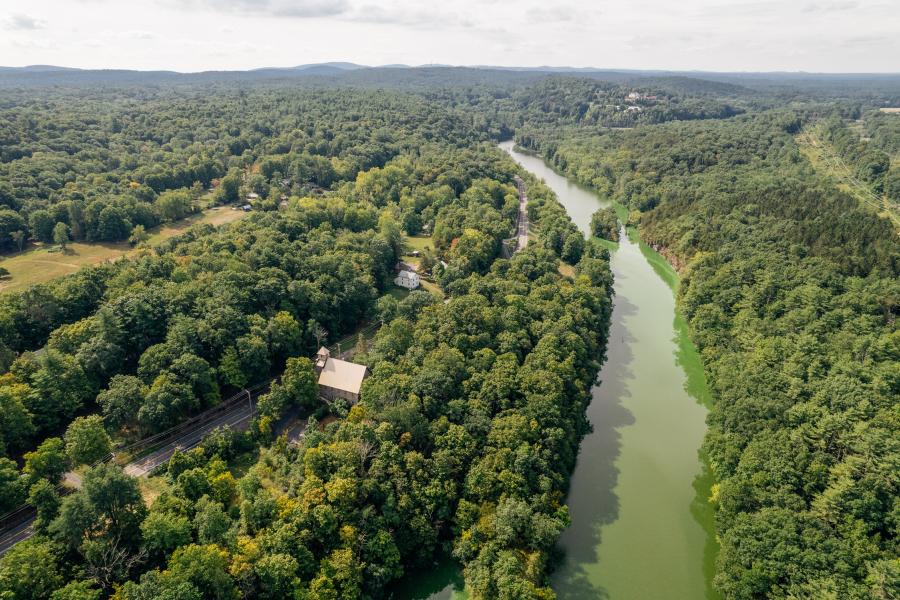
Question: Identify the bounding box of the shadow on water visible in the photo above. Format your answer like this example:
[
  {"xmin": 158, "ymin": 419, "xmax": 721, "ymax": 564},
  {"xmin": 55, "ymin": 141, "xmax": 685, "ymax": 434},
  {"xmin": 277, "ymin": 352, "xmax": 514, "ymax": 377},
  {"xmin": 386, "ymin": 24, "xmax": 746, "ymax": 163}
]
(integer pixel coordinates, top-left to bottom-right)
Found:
[
  {"xmin": 388, "ymin": 556, "xmax": 467, "ymax": 600},
  {"xmin": 692, "ymin": 455, "xmax": 722, "ymax": 600},
  {"xmin": 550, "ymin": 288, "xmax": 639, "ymax": 599},
  {"xmin": 499, "ymin": 140, "xmax": 722, "ymax": 599}
]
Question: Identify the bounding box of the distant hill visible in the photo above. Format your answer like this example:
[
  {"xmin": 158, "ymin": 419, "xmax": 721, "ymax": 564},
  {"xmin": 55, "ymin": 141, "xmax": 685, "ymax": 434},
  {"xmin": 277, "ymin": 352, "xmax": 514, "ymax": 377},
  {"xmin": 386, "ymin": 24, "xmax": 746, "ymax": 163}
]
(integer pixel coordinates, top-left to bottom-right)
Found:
[
  {"xmin": 624, "ymin": 75, "xmax": 755, "ymax": 97},
  {"xmin": 251, "ymin": 62, "xmax": 368, "ymax": 76},
  {"xmin": 0, "ymin": 63, "xmax": 897, "ymax": 96},
  {"xmin": 0, "ymin": 64, "xmax": 82, "ymax": 73},
  {"xmin": 293, "ymin": 62, "xmax": 365, "ymax": 71}
]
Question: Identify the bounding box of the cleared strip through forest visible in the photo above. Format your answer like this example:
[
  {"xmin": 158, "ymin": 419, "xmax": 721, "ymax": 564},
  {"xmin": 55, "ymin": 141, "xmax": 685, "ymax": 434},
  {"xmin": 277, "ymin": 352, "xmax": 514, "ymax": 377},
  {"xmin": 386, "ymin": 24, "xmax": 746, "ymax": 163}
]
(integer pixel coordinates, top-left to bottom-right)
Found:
[{"xmin": 797, "ymin": 128, "xmax": 900, "ymax": 231}]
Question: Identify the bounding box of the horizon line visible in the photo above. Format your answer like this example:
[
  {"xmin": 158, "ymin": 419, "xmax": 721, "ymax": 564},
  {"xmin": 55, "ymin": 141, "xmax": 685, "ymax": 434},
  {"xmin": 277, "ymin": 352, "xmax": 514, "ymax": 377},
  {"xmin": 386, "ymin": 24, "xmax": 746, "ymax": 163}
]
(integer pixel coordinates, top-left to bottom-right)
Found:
[{"xmin": 3, "ymin": 63, "xmax": 900, "ymax": 77}]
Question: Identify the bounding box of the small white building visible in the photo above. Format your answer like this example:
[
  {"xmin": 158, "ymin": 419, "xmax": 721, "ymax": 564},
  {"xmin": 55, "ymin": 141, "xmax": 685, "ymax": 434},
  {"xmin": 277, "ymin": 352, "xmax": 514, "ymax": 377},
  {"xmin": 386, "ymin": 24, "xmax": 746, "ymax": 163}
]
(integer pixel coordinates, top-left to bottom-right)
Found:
[
  {"xmin": 314, "ymin": 347, "xmax": 367, "ymax": 404},
  {"xmin": 394, "ymin": 270, "xmax": 420, "ymax": 290}
]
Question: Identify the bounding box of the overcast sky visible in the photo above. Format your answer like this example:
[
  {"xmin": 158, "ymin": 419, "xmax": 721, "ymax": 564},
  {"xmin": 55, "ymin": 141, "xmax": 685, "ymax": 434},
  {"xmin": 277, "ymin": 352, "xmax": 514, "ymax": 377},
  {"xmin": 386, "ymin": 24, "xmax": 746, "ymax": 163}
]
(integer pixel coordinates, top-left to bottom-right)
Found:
[{"xmin": 1, "ymin": 0, "xmax": 898, "ymax": 72}]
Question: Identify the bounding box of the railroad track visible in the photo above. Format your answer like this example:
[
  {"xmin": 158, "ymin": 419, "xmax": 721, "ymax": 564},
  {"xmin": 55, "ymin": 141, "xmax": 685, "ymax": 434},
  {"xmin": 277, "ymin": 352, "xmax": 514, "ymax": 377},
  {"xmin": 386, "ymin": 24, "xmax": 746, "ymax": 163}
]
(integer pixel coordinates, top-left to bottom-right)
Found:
[{"xmin": 0, "ymin": 383, "xmax": 269, "ymax": 557}]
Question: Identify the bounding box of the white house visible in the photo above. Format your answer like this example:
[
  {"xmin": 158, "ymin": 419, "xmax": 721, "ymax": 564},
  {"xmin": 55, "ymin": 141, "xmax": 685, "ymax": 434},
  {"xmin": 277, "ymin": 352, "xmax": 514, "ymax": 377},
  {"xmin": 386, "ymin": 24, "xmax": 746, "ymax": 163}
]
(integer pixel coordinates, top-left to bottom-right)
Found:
[
  {"xmin": 394, "ymin": 270, "xmax": 420, "ymax": 290},
  {"xmin": 314, "ymin": 347, "xmax": 367, "ymax": 404}
]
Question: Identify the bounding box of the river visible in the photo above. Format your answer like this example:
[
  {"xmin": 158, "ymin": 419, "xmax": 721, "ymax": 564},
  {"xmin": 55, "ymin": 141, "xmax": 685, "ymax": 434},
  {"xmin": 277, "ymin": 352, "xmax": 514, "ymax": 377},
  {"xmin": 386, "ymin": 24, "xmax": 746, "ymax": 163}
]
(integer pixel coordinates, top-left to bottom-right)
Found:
[{"xmin": 392, "ymin": 142, "xmax": 719, "ymax": 599}]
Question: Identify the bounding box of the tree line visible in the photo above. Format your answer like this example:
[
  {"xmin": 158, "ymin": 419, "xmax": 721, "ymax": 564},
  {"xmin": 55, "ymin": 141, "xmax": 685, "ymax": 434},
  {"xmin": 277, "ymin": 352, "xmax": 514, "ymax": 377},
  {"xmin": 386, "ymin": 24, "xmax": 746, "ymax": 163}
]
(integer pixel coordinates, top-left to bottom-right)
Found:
[
  {"xmin": 513, "ymin": 95, "xmax": 899, "ymax": 599},
  {"xmin": 0, "ymin": 87, "xmax": 486, "ymax": 251},
  {"xmin": 0, "ymin": 80, "xmax": 617, "ymax": 599}
]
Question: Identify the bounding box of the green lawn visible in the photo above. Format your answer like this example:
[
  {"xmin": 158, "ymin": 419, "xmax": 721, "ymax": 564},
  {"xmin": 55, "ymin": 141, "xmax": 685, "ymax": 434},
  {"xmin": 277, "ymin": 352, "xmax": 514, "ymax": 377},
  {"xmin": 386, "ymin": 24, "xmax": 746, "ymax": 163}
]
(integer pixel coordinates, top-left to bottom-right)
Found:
[
  {"xmin": 0, "ymin": 208, "xmax": 247, "ymax": 294},
  {"xmin": 419, "ymin": 279, "xmax": 443, "ymax": 298},
  {"xmin": 558, "ymin": 262, "xmax": 576, "ymax": 278},
  {"xmin": 387, "ymin": 287, "xmax": 411, "ymax": 300},
  {"xmin": 592, "ymin": 236, "xmax": 620, "ymax": 253},
  {"xmin": 404, "ymin": 234, "xmax": 434, "ymax": 253}
]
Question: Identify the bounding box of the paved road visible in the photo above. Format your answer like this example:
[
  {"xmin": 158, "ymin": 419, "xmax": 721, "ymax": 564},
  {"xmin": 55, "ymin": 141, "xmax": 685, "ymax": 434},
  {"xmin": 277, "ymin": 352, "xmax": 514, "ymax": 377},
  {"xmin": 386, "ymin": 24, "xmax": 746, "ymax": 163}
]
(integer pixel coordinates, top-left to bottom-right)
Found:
[
  {"xmin": 0, "ymin": 521, "xmax": 33, "ymax": 556},
  {"xmin": 124, "ymin": 400, "xmax": 255, "ymax": 477},
  {"xmin": 0, "ymin": 388, "xmax": 264, "ymax": 557}
]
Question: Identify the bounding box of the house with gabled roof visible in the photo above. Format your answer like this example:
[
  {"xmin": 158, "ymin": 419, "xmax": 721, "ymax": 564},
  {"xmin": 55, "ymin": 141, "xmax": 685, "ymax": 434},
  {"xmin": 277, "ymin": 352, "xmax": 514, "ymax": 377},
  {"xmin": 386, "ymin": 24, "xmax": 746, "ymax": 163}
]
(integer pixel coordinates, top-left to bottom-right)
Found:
[
  {"xmin": 314, "ymin": 347, "xmax": 367, "ymax": 404},
  {"xmin": 394, "ymin": 269, "xmax": 420, "ymax": 290}
]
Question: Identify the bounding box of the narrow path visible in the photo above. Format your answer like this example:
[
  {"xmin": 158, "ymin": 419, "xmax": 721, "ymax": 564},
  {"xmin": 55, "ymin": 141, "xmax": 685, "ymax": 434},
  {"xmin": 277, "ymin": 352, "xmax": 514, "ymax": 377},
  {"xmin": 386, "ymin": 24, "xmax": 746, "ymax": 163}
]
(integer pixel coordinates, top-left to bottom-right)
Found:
[{"xmin": 513, "ymin": 175, "xmax": 529, "ymax": 251}]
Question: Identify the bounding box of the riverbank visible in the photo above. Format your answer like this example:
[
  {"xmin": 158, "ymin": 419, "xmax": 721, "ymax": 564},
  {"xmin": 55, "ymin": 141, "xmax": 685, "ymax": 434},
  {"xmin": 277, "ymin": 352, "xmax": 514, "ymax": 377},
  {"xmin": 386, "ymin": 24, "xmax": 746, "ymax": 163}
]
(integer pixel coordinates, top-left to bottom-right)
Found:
[{"xmin": 393, "ymin": 143, "xmax": 720, "ymax": 600}]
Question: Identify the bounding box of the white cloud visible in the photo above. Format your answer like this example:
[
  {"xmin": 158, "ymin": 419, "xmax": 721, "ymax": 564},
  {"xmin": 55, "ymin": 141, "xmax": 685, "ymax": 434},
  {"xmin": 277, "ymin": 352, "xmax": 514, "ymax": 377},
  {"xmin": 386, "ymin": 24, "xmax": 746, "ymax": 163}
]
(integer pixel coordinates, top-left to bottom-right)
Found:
[
  {"xmin": 4, "ymin": 13, "xmax": 45, "ymax": 30},
  {"xmin": 0, "ymin": 0, "xmax": 896, "ymax": 72},
  {"xmin": 802, "ymin": 0, "xmax": 859, "ymax": 13},
  {"xmin": 525, "ymin": 5, "xmax": 595, "ymax": 24},
  {"xmin": 190, "ymin": 0, "xmax": 350, "ymax": 17}
]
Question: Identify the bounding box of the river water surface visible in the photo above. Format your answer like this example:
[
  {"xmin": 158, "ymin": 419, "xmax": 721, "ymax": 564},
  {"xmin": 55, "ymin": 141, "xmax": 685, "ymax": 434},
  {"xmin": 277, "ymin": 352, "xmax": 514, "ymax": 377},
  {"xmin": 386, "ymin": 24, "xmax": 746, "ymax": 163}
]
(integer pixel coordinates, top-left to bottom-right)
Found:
[{"xmin": 393, "ymin": 142, "xmax": 719, "ymax": 599}]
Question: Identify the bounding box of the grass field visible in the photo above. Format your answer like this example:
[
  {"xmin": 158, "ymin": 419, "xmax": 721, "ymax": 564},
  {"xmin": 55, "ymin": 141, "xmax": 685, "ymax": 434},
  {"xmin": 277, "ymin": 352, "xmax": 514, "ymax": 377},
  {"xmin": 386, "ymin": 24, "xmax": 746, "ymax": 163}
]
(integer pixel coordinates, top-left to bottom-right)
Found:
[
  {"xmin": 146, "ymin": 206, "xmax": 246, "ymax": 244},
  {"xmin": 0, "ymin": 208, "xmax": 247, "ymax": 294},
  {"xmin": 404, "ymin": 234, "xmax": 434, "ymax": 253},
  {"xmin": 139, "ymin": 475, "xmax": 171, "ymax": 506},
  {"xmin": 592, "ymin": 236, "xmax": 620, "ymax": 253},
  {"xmin": 419, "ymin": 279, "xmax": 443, "ymax": 298},
  {"xmin": 797, "ymin": 128, "xmax": 900, "ymax": 231},
  {"xmin": 558, "ymin": 262, "xmax": 576, "ymax": 278},
  {"xmin": 387, "ymin": 287, "xmax": 411, "ymax": 300}
]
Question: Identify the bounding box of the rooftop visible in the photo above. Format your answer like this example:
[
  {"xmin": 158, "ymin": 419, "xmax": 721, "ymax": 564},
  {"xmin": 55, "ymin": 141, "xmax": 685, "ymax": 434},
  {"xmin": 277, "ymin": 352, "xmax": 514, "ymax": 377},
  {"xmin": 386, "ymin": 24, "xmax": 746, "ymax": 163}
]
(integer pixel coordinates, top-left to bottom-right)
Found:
[{"xmin": 318, "ymin": 357, "xmax": 368, "ymax": 395}]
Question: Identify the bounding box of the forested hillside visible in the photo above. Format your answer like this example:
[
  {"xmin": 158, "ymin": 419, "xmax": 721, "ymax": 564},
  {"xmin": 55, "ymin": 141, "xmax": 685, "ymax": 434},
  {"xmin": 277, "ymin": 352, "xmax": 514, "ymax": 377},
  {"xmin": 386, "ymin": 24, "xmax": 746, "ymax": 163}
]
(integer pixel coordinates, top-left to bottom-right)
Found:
[
  {"xmin": 0, "ymin": 83, "xmax": 613, "ymax": 600},
  {"xmin": 0, "ymin": 87, "xmax": 478, "ymax": 250},
  {"xmin": 513, "ymin": 89, "xmax": 899, "ymax": 598},
  {"xmin": 0, "ymin": 69, "xmax": 898, "ymax": 600}
]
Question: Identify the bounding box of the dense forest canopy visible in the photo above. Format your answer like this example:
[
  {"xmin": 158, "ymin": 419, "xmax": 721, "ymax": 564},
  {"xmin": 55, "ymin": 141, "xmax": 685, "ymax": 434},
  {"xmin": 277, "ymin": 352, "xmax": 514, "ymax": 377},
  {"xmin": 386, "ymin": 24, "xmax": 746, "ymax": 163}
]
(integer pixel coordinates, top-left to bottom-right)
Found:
[
  {"xmin": 0, "ymin": 81, "xmax": 615, "ymax": 600},
  {"xmin": 0, "ymin": 68, "xmax": 898, "ymax": 599},
  {"xmin": 511, "ymin": 84, "xmax": 899, "ymax": 599},
  {"xmin": 0, "ymin": 87, "xmax": 486, "ymax": 249}
]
